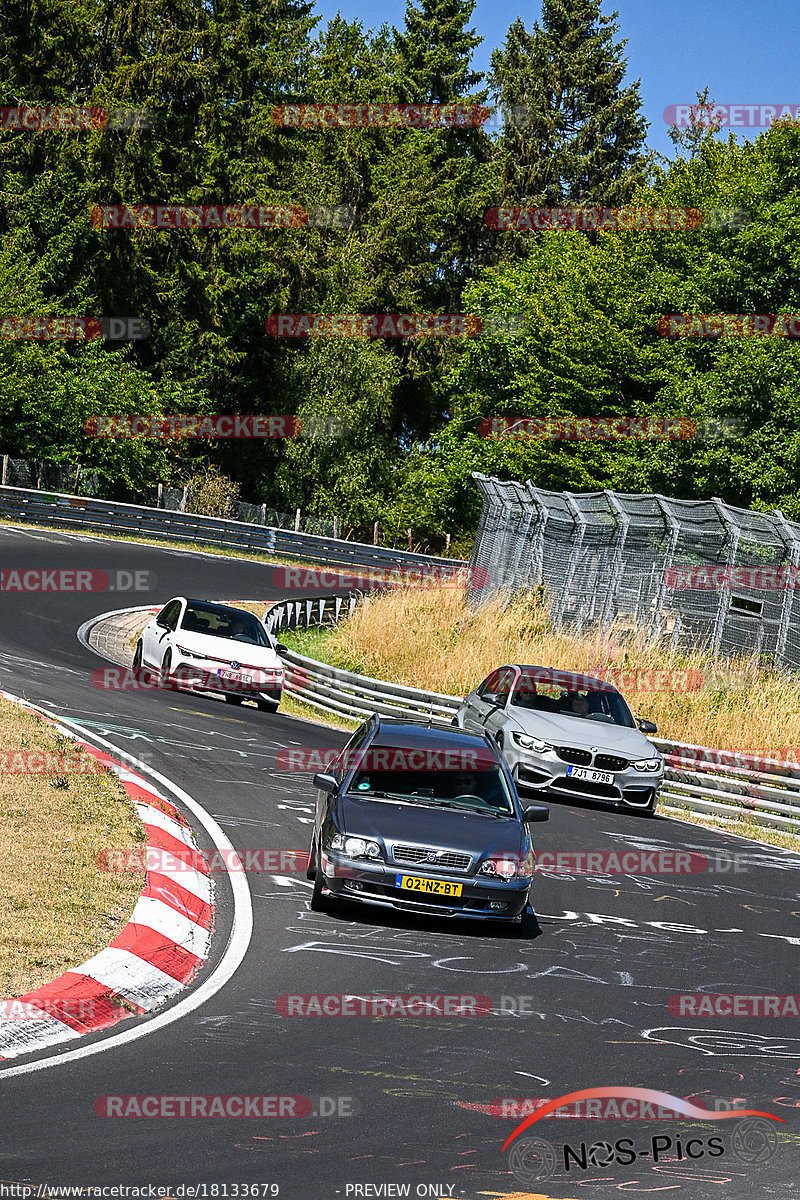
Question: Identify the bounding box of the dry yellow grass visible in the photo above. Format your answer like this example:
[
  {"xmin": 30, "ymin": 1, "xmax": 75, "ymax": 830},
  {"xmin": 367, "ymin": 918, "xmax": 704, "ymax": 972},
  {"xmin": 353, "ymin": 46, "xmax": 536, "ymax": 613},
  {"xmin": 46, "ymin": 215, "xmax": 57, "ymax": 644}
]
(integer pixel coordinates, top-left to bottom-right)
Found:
[
  {"xmin": 316, "ymin": 588, "xmax": 800, "ymax": 753},
  {"xmin": 0, "ymin": 698, "xmax": 144, "ymax": 996}
]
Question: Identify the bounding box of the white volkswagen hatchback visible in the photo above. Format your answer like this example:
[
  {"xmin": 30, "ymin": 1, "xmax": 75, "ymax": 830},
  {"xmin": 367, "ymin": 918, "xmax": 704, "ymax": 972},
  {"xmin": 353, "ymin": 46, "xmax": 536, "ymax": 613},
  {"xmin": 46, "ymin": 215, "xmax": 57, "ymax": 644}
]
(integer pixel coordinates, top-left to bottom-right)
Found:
[{"xmin": 134, "ymin": 597, "xmax": 286, "ymax": 711}]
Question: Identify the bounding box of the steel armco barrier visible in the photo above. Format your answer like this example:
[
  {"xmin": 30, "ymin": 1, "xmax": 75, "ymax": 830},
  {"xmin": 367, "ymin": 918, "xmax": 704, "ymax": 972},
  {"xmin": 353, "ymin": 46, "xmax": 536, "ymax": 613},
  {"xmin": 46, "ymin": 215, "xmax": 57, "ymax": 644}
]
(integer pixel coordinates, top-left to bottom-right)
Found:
[
  {"xmin": 0, "ymin": 485, "xmax": 466, "ymax": 575},
  {"xmin": 265, "ymin": 594, "xmax": 463, "ymax": 724},
  {"xmin": 266, "ymin": 596, "xmax": 800, "ymax": 835}
]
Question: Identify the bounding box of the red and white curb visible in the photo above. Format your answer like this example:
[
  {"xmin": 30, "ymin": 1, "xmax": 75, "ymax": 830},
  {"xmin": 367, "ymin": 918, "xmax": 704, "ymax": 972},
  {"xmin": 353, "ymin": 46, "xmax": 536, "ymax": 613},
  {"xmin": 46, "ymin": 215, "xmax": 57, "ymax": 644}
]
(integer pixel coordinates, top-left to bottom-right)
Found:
[{"xmin": 0, "ymin": 692, "xmax": 214, "ymax": 1061}]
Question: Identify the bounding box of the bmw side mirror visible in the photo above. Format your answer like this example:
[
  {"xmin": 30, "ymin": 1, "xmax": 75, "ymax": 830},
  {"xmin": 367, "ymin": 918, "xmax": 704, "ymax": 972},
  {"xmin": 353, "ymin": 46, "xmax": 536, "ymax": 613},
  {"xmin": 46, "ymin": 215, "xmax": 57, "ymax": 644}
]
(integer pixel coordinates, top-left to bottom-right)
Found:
[
  {"xmin": 637, "ymin": 718, "xmax": 658, "ymax": 735},
  {"xmin": 276, "ymin": 643, "xmax": 288, "ymax": 653},
  {"xmin": 522, "ymin": 804, "xmax": 550, "ymax": 822},
  {"xmin": 313, "ymin": 772, "xmax": 338, "ymax": 794},
  {"xmin": 156, "ymin": 618, "xmax": 169, "ymax": 629}
]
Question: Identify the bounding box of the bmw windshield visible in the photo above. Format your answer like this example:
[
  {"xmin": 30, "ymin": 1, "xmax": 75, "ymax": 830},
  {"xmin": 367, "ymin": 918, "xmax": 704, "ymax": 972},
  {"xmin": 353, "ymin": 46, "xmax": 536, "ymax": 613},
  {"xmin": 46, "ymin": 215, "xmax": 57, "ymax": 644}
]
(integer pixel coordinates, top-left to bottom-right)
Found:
[{"xmin": 510, "ymin": 670, "xmax": 636, "ymax": 728}]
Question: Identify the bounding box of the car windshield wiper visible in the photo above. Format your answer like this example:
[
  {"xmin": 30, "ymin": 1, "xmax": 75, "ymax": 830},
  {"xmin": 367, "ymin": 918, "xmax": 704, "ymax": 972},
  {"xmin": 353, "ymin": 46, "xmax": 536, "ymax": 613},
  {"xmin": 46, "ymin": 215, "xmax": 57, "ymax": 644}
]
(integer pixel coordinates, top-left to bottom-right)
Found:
[
  {"xmin": 352, "ymin": 790, "xmax": 426, "ymax": 802},
  {"xmin": 444, "ymin": 803, "xmax": 512, "ymax": 818}
]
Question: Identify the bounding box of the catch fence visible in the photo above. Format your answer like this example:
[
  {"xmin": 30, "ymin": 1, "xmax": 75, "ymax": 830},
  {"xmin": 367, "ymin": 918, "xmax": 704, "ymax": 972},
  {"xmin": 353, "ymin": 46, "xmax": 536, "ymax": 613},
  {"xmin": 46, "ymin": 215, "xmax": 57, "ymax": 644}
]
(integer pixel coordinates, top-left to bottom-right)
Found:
[{"xmin": 468, "ymin": 474, "xmax": 800, "ymax": 670}]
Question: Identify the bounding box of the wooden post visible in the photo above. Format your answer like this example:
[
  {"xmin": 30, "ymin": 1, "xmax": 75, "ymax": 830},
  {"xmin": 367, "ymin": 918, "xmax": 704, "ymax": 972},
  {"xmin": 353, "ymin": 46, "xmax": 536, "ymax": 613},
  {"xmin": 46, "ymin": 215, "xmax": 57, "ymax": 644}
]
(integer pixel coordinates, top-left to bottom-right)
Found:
[
  {"xmin": 407, "ymin": 528, "xmax": 412, "ymax": 551},
  {"xmin": 373, "ymin": 521, "xmax": 379, "ymax": 545},
  {"xmin": 333, "ymin": 515, "xmax": 339, "ymax": 539},
  {"xmin": 179, "ymin": 485, "xmax": 188, "ymax": 511},
  {"xmin": 157, "ymin": 482, "xmax": 163, "ymax": 507},
  {"xmin": 261, "ymin": 503, "xmax": 267, "ymax": 524},
  {"xmin": 294, "ymin": 507, "xmax": 301, "ymax": 532},
  {"xmin": 445, "ymin": 533, "xmax": 451, "ymax": 554},
  {"xmin": 2, "ymin": 455, "xmax": 7, "ymax": 486}
]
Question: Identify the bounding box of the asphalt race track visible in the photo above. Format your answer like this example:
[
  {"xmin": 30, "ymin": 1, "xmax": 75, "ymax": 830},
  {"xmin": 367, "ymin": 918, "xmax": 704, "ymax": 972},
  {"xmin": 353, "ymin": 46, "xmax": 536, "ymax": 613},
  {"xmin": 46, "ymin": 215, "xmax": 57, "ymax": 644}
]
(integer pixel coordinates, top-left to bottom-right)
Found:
[{"xmin": 0, "ymin": 525, "xmax": 798, "ymax": 1197}]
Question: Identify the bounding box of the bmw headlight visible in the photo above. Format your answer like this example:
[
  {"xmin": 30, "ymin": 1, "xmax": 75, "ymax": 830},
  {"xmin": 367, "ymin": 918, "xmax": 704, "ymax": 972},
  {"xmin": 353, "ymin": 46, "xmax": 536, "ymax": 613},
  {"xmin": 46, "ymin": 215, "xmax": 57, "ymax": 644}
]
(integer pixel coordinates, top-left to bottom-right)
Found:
[
  {"xmin": 512, "ymin": 732, "xmax": 552, "ymax": 753},
  {"xmin": 329, "ymin": 834, "xmax": 381, "ymax": 859},
  {"xmin": 633, "ymin": 757, "xmax": 662, "ymax": 773}
]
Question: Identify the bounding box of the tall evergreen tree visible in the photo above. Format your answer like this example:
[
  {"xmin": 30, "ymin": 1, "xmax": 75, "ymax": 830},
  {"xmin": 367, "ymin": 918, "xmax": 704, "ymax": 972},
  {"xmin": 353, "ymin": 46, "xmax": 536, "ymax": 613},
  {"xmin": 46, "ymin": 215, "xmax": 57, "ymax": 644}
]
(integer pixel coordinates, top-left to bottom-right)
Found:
[
  {"xmin": 393, "ymin": 0, "xmax": 483, "ymax": 103},
  {"xmin": 489, "ymin": 1, "xmax": 651, "ymax": 207}
]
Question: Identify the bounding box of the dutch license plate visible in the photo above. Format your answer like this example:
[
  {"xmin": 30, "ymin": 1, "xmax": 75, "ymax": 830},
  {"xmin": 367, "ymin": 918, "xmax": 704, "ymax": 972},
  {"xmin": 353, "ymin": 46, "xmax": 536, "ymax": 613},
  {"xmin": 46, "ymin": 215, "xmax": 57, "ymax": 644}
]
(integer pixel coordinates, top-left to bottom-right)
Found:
[
  {"xmin": 567, "ymin": 765, "xmax": 613, "ymax": 785},
  {"xmin": 396, "ymin": 874, "xmax": 463, "ymax": 897},
  {"xmin": 218, "ymin": 669, "xmax": 252, "ymax": 684}
]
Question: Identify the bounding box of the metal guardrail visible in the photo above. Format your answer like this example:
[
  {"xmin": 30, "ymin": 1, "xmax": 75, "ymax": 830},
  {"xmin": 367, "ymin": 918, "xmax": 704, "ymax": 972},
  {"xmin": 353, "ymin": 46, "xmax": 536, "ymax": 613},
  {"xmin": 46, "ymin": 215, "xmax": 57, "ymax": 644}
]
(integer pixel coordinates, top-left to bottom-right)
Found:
[
  {"xmin": 266, "ymin": 596, "xmax": 800, "ymax": 835},
  {"xmin": 0, "ymin": 485, "xmax": 466, "ymax": 575},
  {"xmin": 265, "ymin": 595, "xmax": 463, "ymax": 723}
]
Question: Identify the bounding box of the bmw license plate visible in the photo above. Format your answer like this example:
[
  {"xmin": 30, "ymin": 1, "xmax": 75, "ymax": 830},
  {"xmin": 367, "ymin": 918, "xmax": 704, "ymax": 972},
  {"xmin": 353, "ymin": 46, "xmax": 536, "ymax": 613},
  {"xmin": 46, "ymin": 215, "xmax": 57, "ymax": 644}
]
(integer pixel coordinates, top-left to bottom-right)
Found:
[
  {"xmin": 218, "ymin": 669, "xmax": 252, "ymax": 684},
  {"xmin": 396, "ymin": 874, "xmax": 462, "ymax": 896},
  {"xmin": 567, "ymin": 766, "xmax": 613, "ymax": 785}
]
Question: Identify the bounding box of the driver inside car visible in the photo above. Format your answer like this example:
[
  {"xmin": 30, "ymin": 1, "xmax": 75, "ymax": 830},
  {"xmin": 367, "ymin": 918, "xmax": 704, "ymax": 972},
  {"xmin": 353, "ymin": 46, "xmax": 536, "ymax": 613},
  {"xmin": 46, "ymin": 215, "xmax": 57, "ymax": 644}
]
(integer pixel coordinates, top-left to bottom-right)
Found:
[{"xmin": 566, "ymin": 691, "xmax": 590, "ymax": 717}]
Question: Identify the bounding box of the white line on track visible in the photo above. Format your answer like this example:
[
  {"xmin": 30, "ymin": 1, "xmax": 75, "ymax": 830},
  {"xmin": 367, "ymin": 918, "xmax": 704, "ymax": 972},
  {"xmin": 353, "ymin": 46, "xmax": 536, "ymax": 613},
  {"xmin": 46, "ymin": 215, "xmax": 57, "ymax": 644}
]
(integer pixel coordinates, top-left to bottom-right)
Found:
[{"xmin": 0, "ymin": 709, "xmax": 253, "ymax": 1079}]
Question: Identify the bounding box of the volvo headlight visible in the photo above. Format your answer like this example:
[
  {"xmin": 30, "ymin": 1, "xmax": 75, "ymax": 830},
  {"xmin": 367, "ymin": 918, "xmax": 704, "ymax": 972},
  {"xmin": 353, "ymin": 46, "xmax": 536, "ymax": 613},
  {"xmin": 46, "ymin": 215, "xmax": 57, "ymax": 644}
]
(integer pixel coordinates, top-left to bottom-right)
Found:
[
  {"xmin": 632, "ymin": 757, "xmax": 662, "ymax": 773},
  {"xmin": 329, "ymin": 834, "xmax": 381, "ymax": 859},
  {"xmin": 479, "ymin": 857, "xmax": 520, "ymax": 879},
  {"xmin": 512, "ymin": 732, "xmax": 552, "ymax": 753}
]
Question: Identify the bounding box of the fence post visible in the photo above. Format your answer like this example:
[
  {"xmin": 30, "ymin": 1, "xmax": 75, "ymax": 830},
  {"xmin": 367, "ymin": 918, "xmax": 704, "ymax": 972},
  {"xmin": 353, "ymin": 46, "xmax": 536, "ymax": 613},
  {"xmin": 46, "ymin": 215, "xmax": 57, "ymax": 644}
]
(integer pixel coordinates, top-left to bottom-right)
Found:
[
  {"xmin": 157, "ymin": 482, "xmax": 163, "ymax": 508},
  {"xmin": 407, "ymin": 528, "xmax": 412, "ymax": 551},
  {"xmin": 771, "ymin": 510, "xmax": 800, "ymax": 667},
  {"xmin": 179, "ymin": 486, "xmax": 187, "ymax": 512},
  {"xmin": 445, "ymin": 533, "xmax": 450, "ymax": 555},
  {"xmin": 373, "ymin": 521, "xmax": 379, "ymax": 546},
  {"xmin": 294, "ymin": 507, "xmax": 301, "ymax": 532},
  {"xmin": 261, "ymin": 503, "xmax": 267, "ymax": 524},
  {"xmin": 333, "ymin": 515, "xmax": 339, "ymax": 539},
  {"xmin": 1, "ymin": 455, "xmax": 7, "ymax": 485}
]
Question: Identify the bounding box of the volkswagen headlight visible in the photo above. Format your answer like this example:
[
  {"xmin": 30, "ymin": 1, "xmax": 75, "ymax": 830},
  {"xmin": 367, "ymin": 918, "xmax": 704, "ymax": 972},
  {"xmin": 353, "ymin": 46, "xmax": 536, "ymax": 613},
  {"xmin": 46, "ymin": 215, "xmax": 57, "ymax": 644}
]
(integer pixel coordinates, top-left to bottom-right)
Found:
[
  {"xmin": 633, "ymin": 757, "xmax": 662, "ymax": 773},
  {"xmin": 176, "ymin": 644, "xmax": 207, "ymax": 659},
  {"xmin": 512, "ymin": 732, "xmax": 552, "ymax": 753},
  {"xmin": 330, "ymin": 834, "xmax": 381, "ymax": 859}
]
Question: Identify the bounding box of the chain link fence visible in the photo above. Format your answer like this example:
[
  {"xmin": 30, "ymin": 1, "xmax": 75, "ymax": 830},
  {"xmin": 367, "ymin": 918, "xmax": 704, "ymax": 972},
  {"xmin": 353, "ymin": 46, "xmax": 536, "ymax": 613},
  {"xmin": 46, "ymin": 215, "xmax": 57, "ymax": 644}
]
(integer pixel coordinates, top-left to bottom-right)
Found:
[
  {"xmin": 1, "ymin": 455, "xmax": 335, "ymax": 535},
  {"xmin": 468, "ymin": 473, "xmax": 800, "ymax": 670},
  {"xmin": 4, "ymin": 457, "xmax": 103, "ymax": 496}
]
